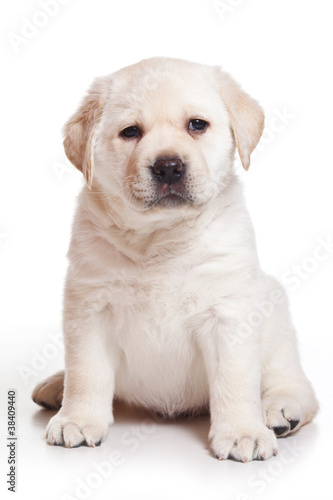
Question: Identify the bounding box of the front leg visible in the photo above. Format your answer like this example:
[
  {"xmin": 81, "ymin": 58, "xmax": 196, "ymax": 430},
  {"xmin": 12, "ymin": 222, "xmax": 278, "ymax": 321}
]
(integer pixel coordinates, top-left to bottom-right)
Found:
[
  {"xmin": 196, "ymin": 310, "xmax": 277, "ymax": 462},
  {"xmin": 46, "ymin": 286, "xmax": 118, "ymax": 448}
]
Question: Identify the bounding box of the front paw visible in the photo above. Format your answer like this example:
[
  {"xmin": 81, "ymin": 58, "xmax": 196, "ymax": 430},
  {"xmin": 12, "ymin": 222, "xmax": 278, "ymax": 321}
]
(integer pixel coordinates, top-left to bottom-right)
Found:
[
  {"xmin": 46, "ymin": 409, "xmax": 110, "ymax": 448},
  {"xmin": 210, "ymin": 423, "xmax": 278, "ymax": 462}
]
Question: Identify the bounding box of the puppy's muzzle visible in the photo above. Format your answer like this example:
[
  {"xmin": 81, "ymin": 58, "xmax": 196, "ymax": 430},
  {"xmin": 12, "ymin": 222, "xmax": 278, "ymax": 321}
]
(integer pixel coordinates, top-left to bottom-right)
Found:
[{"xmin": 151, "ymin": 157, "xmax": 185, "ymax": 185}]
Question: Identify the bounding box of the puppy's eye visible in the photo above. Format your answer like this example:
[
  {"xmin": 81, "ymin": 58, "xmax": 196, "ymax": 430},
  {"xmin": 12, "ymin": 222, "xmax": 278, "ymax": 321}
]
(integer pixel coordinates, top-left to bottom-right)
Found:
[
  {"xmin": 120, "ymin": 126, "xmax": 140, "ymax": 139},
  {"xmin": 188, "ymin": 119, "xmax": 208, "ymax": 132}
]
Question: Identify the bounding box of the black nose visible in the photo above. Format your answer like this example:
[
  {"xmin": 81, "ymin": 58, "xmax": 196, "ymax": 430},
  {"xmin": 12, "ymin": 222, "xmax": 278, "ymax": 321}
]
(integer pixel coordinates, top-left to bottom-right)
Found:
[{"xmin": 152, "ymin": 158, "xmax": 184, "ymax": 184}]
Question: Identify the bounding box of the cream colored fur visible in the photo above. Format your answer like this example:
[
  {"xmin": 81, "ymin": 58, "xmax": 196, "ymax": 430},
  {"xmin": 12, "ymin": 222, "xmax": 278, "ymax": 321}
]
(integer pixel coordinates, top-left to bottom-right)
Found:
[{"xmin": 32, "ymin": 57, "xmax": 318, "ymax": 462}]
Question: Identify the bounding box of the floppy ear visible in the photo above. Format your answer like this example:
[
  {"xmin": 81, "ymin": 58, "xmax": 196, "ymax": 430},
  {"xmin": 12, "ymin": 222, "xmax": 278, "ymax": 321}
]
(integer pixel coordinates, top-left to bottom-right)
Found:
[
  {"xmin": 216, "ymin": 69, "xmax": 264, "ymax": 170},
  {"xmin": 63, "ymin": 77, "xmax": 107, "ymax": 188}
]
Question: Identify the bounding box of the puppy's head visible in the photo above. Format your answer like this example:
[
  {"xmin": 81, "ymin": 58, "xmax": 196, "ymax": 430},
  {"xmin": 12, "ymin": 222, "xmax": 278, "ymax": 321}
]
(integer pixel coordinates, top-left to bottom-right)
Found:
[{"xmin": 63, "ymin": 58, "xmax": 264, "ymax": 214}]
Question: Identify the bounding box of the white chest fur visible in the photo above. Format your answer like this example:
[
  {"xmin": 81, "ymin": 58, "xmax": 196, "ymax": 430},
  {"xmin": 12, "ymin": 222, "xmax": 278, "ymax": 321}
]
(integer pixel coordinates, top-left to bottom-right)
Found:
[{"xmin": 100, "ymin": 263, "xmax": 210, "ymax": 414}]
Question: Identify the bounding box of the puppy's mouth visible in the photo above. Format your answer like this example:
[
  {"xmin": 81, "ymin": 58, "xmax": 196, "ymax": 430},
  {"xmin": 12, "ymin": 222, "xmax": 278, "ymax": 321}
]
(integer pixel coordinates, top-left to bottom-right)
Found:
[
  {"xmin": 156, "ymin": 192, "xmax": 188, "ymax": 208},
  {"xmin": 149, "ymin": 185, "xmax": 194, "ymax": 208}
]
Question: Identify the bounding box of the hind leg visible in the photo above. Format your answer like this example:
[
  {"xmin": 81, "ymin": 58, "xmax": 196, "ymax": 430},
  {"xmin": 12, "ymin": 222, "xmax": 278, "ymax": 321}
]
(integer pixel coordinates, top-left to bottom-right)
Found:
[
  {"xmin": 260, "ymin": 276, "xmax": 319, "ymax": 438},
  {"xmin": 32, "ymin": 371, "xmax": 64, "ymax": 410}
]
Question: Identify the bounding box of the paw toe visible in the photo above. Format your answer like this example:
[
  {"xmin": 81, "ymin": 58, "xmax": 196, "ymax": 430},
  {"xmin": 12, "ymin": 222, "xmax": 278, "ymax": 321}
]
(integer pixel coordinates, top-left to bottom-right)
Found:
[
  {"xmin": 81, "ymin": 425, "xmax": 106, "ymax": 447},
  {"xmin": 273, "ymin": 425, "xmax": 289, "ymax": 436},
  {"xmin": 289, "ymin": 419, "xmax": 299, "ymax": 431},
  {"xmin": 62, "ymin": 422, "xmax": 86, "ymax": 448},
  {"xmin": 46, "ymin": 421, "xmax": 65, "ymax": 446},
  {"xmin": 263, "ymin": 396, "xmax": 303, "ymax": 437}
]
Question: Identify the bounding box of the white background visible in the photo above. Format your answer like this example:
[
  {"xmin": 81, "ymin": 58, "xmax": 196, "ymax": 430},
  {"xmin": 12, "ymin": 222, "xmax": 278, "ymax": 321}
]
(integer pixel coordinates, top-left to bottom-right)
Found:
[{"xmin": 1, "ymin": 0, "xmax": 333, "ymax": 499}]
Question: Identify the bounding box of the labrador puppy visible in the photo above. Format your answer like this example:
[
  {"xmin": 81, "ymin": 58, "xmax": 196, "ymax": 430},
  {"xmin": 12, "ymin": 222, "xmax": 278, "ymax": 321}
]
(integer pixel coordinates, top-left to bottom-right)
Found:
[{"xmin": 32, "ymin": 57, "xmax": 318, "ymax": 462}]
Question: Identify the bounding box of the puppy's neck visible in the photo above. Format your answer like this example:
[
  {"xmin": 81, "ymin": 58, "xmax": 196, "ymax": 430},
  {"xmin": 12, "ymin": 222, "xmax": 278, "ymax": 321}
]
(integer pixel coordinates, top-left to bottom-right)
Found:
[{"xmin": 77, "ymin": 174, "xmax": 244, "ymax": 262}]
